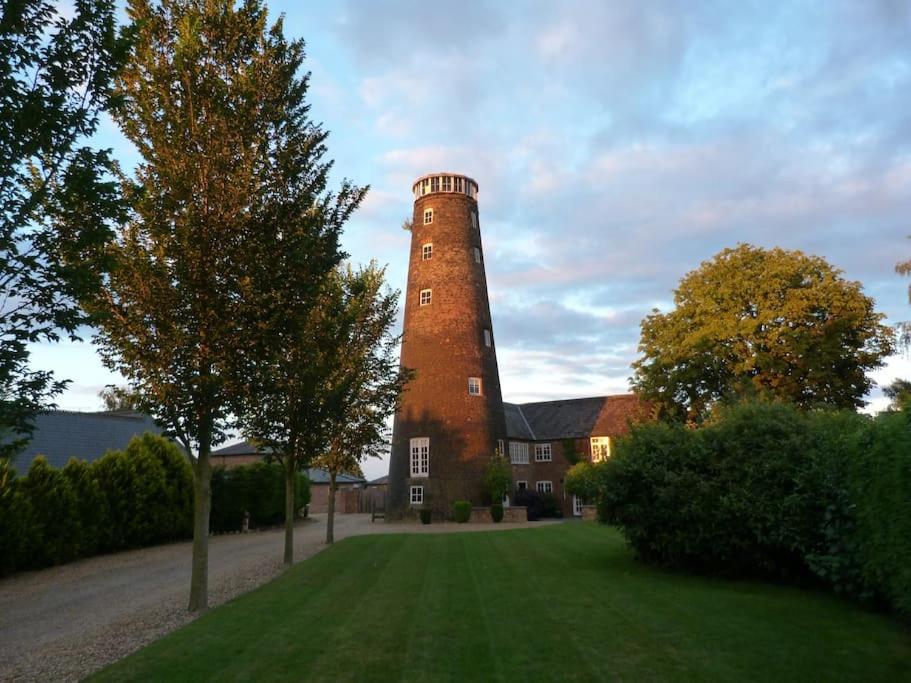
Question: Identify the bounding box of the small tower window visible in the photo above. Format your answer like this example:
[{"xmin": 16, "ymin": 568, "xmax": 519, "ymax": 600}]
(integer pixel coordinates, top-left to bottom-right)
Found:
[
  {"xmin": 442, "ymin": 176, "xmax": 452, "ymax": 192},
  {"xmin": 424, "ymin": 209, "xmax": 433, "ymax": 225},
  {"xmin": 421, "ymin": 179, "xmax": 430, "ymax": 195},
  {"xmin": 471, "ymin": 212, "xmax": 478, "ymax": 229},
  {"xmin": 455, "ymin": 177, "xmax": 463, "ymax": 193},
  {"xmin": 420, "ymin": 289, "xmax": 432, "ymax": 306},
  {"xmin": 484, "ymin": 329, "xmax": 492, "ymax": 347},
  {"xmin": 430, "ymin": 176, "xmax": 440, "ymax": 192},
  {"xmin": 468, "ymin": 377, "xmax": 482, "ymax": 396},
  {"xmin": 410, "ymin": 437, "xmax": 429, "ymax": 477},
  {"xmin": 473, "ymin": 247, "xmax": 481, "ymax": 264},
  {"xmin": 410, "ymin": 486, "xmax": 424, "ymax": 505},
  {"xmin": 422, "ymin": 243, "xmax": 433, "ymax": 261}
]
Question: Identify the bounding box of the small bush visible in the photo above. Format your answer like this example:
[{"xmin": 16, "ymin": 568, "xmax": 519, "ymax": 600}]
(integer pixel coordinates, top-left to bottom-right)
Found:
[
  {"xmin": 453, "ymin": 500, "xmax": 471, "ymax": 523},
  {"xmin": 490, "ymin": 503, "xmax": 504, "ymax": 523},
  {"xmin": 420, "ymin": 509, "xmax": 432, "ymax": 525}
]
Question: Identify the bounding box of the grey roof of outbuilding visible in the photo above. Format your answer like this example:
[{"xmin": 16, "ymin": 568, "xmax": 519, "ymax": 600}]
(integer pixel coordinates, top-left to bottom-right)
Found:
[
  {"xmin": 504, "ymin": 395, "xmax": 644, "ymax": 441},
  {"xmin": 367, "ymin": 475, "xmax": 388, "ymax": 486},
  {"xmin": 12, "ymin": 410, "xmax": 163, "ymax": 472},
  {"xmin": 212, "ymin": 441, "xmax": 366, "ymax": 484}
]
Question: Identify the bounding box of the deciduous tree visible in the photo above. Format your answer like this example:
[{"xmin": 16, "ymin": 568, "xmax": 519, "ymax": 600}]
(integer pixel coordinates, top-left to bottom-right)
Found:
[
  {"xmin": 86, "ymin": 0, "xmax": 348, "ymax": 611},
  {"xmin": 632, "ymin": 244, "xmax": 893, "ymax": 422},
  {"xmin": 0, "ymin": 0, "xmax": 127, "ymax": 465}
]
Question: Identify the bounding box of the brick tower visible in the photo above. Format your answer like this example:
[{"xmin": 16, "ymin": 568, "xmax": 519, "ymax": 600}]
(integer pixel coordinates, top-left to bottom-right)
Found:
[{"xmin": 388, "ymin": 173, "xmax": 507, "ymax": 517}]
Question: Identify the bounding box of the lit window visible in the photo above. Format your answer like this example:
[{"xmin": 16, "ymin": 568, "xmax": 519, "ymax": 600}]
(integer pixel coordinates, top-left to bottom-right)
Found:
[
  {"xmin": 497, "ymin": 439, "xmax": 505, "ymax": 456},
  {"xmin": 473, "ymin": 247, "xmax": 481, "ymax": 264},
  {"xmin": 410, "ymin": 486, "xmax": 423, "ymax": 505},
  {"xmin": 516, "ymin": 480, "xmax": 528, "ymax": 491},
  {"xmin": 430, "ymin": 176, "xmax": 440, "ymax": 192},
  {"xmin": 468, "ymin": 377, "xmax": 482, "ymax": 395},
  {"xmin": 424, "ymin": 209, "xmax": 433, "ymax": 225},
  {"xmin": 534, "ymin": 443, "xmax": 552, "ymax": 462},
  {"xmin": 455, "ymin": 177, "xmax": 464, "ymax": 193},
  {"xmin": 471, "ymin": 212, "xmax": 478, "ymax": 229},
  {"xmin": 591, "ymin": 437, "xmax": 610, "ymax": 462},
  {"xmin": 536, "ymin": 481, "xmax": 553, "ymax": 494},
  {"xmin": 484, "ymin": 329, "xmax": 492, "ymax": 347},
  {"xmin": 420, "ymin": 289, "xmax": 432, "ymax": 306},
  {"xmin": 509, "ymin": 441, "xmax": 529, "ymax": 464},
  {"xmin": 442, "ymin": 176, "xmax": 452, "ymax": 192},
  {"xmin": 422, "ymin": 243, "xmax": 433, "ymax": 261},
  {"xmin": 410, "ymin": 437, "xmax": 429, "ymax": 477}
]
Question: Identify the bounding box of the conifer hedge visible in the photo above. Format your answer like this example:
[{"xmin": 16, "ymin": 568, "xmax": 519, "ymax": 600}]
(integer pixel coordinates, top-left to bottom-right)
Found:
[{"xmin": 0, "ymin": 435, "xmax": 311, "ymax": 575}]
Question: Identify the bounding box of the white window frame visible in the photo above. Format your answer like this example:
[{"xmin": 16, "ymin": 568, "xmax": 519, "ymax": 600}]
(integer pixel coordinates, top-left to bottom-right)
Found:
[
  {"xmin": 534, "ymin": 443, "xmax": 552, "ymax": 462},
  {"xmin": 536, "ymin": 480, "xmax": 553, "ymax": 494},
  {"xmin": 410, "ymin": 486, "xmax": 423, "ymax": 506},
  {"xmin": 468, "ymin": 377, "xmax": 482, "ymax": 396},
  {"xmin": 424, "ymin": 208, "xmax": 433, "ymax": 225},
  {"xmin": 419, "ymin": 289, "xmax": 432, "ymax": 306},
  {"xmin": 410, "ymin": 437, "xmax": 429, "ymax": 478},
  {"xmin": 509, "ymin": 441, "xmax": 529, "ymax": 465},
  {"xmin": 442, "ymin": 176, "xmax": 452, "ymax": 192},
  {"xmin": 455, "ymin": 177, "xmax": 464, "ymax": 193},
  {"xmin": 484, "ymin": 329, "xmax": 492, "ymax": 347},
  {"xmin": 516, "ymin": 480, "xmax": 528, "ymax": 491},
  {"xmin": 422, "ymin": 243, "xmax": 433, "ymax": 261},
  {"xmin": 591, "ymin": 436, "xmax": 611, "ymax": 462},
  {"xmin": 471, "ymin": 212, "xmax": 478, "ymax": 229},
  {"xmin": 430, "ymin": 176, "xmax": 440, "ymax": 193},
  {"xmin": 473, "ymin": 247, "xmax": 481, "ymax": 264}
]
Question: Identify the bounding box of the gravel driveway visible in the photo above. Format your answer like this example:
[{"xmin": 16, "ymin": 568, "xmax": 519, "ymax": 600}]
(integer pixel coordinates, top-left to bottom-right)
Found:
[{"xmin": 0, "ymin": 513, "xmax": 548, "ymax": 682}]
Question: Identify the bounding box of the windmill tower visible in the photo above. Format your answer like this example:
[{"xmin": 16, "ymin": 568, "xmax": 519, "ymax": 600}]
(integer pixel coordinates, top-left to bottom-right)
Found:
[{"xmin": 388, "ymin": 173, "xmax": 507, "ymax": 517}]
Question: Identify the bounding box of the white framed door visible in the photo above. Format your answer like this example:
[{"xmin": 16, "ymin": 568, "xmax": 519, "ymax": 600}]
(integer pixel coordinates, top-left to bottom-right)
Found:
[{"xmin": 573, "ymin": 496, "xmax": 583, "ymax": 517}]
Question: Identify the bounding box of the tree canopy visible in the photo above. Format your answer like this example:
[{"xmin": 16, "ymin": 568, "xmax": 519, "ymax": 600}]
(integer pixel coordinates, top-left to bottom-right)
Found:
[
  {"xmin": 631, "ymin": 244, "xmax": 894, "ymax": 421},
  {"xmin": 0, "ymin": 0, "xmax": 127, "ymax": 464}
]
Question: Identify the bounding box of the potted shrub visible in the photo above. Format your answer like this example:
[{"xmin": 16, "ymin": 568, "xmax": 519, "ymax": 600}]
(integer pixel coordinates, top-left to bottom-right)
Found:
[
  {"xmin": 490, "ymin": 502, "xmax": 504, "ymax": 523},
  {"xmin": 453, "ymin": 500, "xmax": 471, "ymax": 523}
]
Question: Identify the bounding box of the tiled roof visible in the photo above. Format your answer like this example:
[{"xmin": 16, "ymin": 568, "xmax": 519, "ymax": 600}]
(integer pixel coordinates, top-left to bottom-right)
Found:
[
  {"xmin": 504, "ymin": 394, "xmax": 649, "ymax": 441},
  {"xmin": 212, "ymin": 440, "xmax": 366, "ymax": 484},
  {"xmin": 12, "ymin": 410, "xmax": 163, "ymax": 472}
]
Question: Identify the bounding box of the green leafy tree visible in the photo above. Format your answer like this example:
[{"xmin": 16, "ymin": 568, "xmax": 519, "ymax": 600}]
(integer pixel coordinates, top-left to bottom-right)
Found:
[
  {"xmin": 883, "ymin": 379, "xmax": 911, "ymax": 411},
  {"xmin": 897, "ymin": 237, "xmax": 910, "ymax": 353},
  {"xmin": 483, "ymin": 453, "xmax": 512, "ymax": 505},
  {"xmin": 98, "ymin": 385, "xmax": 142, "ymax": 411},
  {"xmin": 85, "ymin": 0, "xmax": 346, "ymax": 611},
  {"xmin": 0, "ymin": 0, "xmax": 127, "ymax": 465},
  {"xmin": 632, "ymin": 244, "xmax": 894, "ymax": 422}
]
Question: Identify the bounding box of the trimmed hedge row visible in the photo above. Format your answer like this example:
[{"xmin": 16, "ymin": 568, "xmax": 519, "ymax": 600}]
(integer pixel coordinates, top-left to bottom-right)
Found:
[
  {"xmin": 0, "ymin": 433, "xmax": 193, "ymax": 575},
  {"xmin": 595, "ymin": 402, "xmax": 911, "ymax": 618},
  {"xmin": 210, "ymin": 463, "xmax": 310, "ymax": 533},
  {"xmin": 0, "ymin": 437, "xmax": 312, "ymax": 576}
]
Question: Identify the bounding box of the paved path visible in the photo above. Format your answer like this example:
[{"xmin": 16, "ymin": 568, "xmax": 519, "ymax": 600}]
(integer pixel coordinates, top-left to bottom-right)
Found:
[{"xmin": 0, "ymin": 514, "xmax": 552, "ymax": 682}]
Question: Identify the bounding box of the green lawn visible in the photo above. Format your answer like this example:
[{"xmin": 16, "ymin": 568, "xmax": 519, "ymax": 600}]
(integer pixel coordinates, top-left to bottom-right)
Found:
[{"xmin": 93, "ymin": 524, "xmax": 911, "ymax": 682}]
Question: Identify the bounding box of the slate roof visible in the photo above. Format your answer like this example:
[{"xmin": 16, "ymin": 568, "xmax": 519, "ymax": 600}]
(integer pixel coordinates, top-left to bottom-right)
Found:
[
  {"xmin": 504, "ymin": 394, "xmax": 647, "ymax": 441},
  {"xmin": 211, "ymin": 440, "xmax": 366, "ymax": 485},
  {"xmin": 367, "ymin": 475, "xmax": 388, "ymax": 486},
  {"xmin": 12, "ymin": 410, "xmax": 163, "ymax": 472}
]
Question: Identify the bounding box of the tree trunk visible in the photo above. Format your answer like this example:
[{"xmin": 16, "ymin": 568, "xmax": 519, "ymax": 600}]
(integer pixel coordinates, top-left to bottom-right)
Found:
[
  {"xmin": 326, "ymin": 470, "xmax": 336, "ymax": 544},
  {"xmin": 283, "ymin": 457, "xmax": 295, "ymax": 566},
  {"xmin": 187, "ymin": 440, "xmax": 212, "ymax": 612}
]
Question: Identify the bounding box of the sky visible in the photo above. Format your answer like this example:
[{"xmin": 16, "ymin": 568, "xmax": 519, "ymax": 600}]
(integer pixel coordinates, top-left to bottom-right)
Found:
[{"xmin": 32, "ymin": 0, "xmax": 911, "ymax": 480}]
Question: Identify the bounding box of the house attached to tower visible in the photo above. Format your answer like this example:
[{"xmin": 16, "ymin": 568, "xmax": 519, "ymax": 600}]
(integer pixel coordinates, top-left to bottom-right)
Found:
[{"xmin": 388, "ymin": 173, "xmax": 650, "ymax": 519}]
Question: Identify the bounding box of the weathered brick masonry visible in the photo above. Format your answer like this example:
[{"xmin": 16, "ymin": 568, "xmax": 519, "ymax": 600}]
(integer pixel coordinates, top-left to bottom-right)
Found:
[{"xmin": 388, "ymin": 174, "xmax": 507, "ymax": 517}]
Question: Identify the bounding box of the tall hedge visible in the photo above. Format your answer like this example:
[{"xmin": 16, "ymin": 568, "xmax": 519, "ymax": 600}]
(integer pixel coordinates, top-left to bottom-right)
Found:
[
  {"xmin": 597, "ymin": 401, "xmax": 911, "ymax": 618},
  {"xmin": 210, "ymin": 462, "xmax": 310, "ymax": 533}
]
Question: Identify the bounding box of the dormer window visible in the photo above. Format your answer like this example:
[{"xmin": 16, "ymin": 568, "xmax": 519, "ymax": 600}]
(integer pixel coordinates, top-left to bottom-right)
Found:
[
  {"xmin": 422, "ymin": 243, "xmax": 433, "ymax": 261},
  {"xmin": 424, "ymin": 209, "xmax": 433, "ymax": 225},
  {"xmin": 420, "ymin": 289, "xmax": 432, "ymax": 306},
  {"xmin": 468, "ymin": 377, "xmax": 482, "ymax": 395}
]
